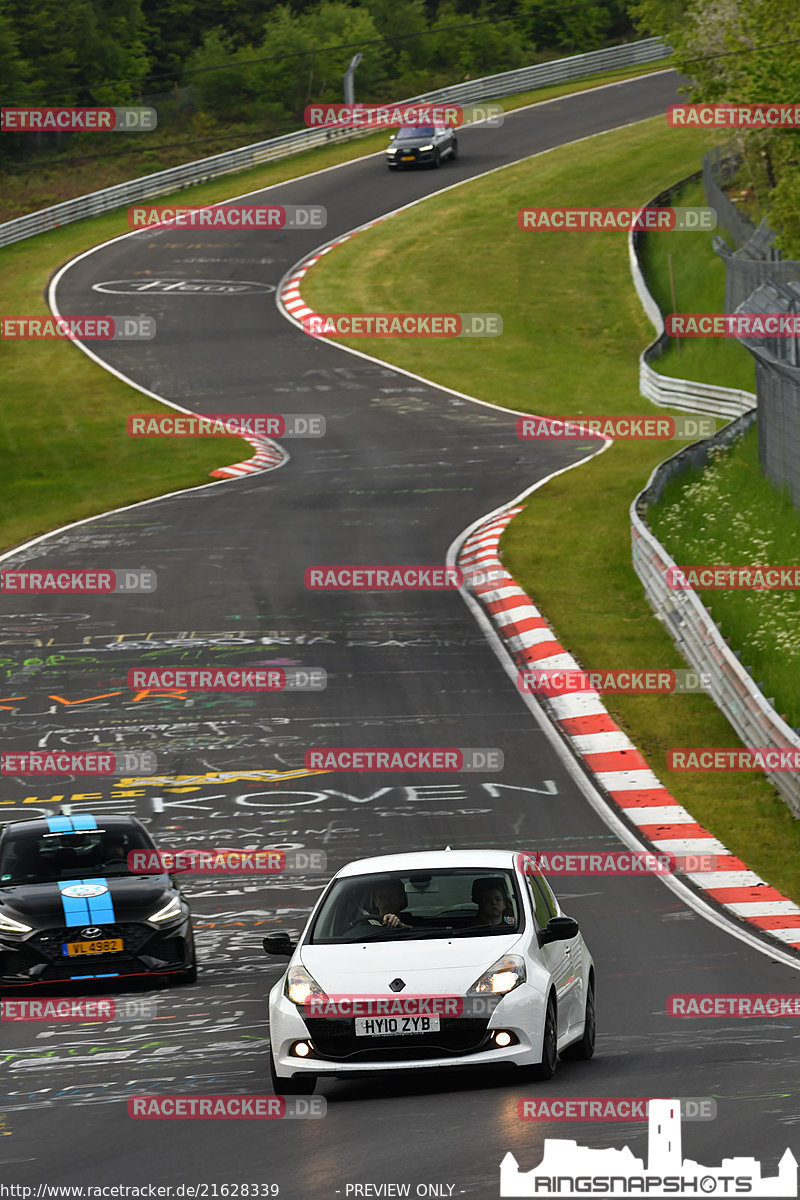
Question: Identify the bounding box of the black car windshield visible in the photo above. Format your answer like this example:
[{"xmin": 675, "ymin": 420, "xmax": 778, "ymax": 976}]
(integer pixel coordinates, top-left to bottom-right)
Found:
[
  {"xmin": 396, "ymin": 126, "xmax": 435, "ymax": 138},
  {"xmin": 0, "ymin": 827, "xmax": 155, "ymax": 885},
  {"xmin": 308, "ymin": 867, "xmax": 522, "ymax": 944}
]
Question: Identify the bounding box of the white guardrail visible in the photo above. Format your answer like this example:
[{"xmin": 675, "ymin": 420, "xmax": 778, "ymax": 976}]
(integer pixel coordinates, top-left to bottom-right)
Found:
[
  {"xmin": 629, "ymin": 189, "xmax": 800, "ymax": 818},
  {"xmin": 628, "ymin": 188, "xmax": 756, "ymax": 419},
  {"xmin": 0, "ymin": 38, "xmax": 670, "ymax": 248}
]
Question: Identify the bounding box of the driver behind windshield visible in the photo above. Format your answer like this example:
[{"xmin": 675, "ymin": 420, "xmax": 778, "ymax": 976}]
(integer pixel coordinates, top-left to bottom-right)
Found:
[
  {"xmin": 471, "ymin": 877, "xmax": 514, "ymax": 927},
  {"xmin": 370, "ymin": 878, "xmax": 419, "ymax": 930}
]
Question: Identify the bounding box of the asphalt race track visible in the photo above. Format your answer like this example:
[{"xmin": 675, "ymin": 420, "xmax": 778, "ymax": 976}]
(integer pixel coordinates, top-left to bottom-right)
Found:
[{"xmin": 2, "ymin": 71, "xmax": 799, "ymax": 1196}]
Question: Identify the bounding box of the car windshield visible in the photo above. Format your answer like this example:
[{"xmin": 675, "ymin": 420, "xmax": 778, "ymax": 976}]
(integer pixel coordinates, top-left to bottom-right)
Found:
[
  {"xmin": 396, "ymin": 126, "xmax": 435, "ymax": 138},
  {"xmin": 0, "ymin": 827, "xmax": 155, "ymax": 885},
  {"xmin": 308, "ymin": 867, "xmax": 522, "ymax": 944}
]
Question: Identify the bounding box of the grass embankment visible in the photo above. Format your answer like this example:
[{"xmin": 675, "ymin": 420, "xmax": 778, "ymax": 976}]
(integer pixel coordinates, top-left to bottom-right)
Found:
[{"xmin": 302, "ymin": 116, "xmax": 800, "ymax": 901}]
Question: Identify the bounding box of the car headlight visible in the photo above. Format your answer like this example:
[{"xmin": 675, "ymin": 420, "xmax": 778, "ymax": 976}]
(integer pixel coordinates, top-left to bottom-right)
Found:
[
  {"xmin": 147, "ymin": 894, "xmax": 182, "ymax": 924},
  {"xmin": 285, "ymin": 964, "xmax": 327, "ymax": 1007},
  {"xmin": 0, "ymin": 910, "xmax": 32, "ymax": 934},
  {"xmin": 418, "ymin": 144, "xmax": 434, "ymax": 151},
  {"xmin": 468, "ymin": 954, "xmax": 526, "ymax": 996}
]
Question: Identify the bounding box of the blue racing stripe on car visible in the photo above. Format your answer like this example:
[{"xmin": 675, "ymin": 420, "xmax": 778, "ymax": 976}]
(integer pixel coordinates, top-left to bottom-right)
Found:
[
  {"xmin": 47, "ymin": 817, "xmax": 73, "ymax": 833},
  {"xmin": 81, "ymin": 878, "xmax": 115, "ymax": 924},
  {"xmin": 71, "ymin": 973, "xmax": 120, "ymax": 979},
  {"xmin": 70, "ymin": 814, "xmax": 98, "ymax": 831},
  {"xmin": 57, "ymin": 882, "xmax": 92, "ymax": 926}
]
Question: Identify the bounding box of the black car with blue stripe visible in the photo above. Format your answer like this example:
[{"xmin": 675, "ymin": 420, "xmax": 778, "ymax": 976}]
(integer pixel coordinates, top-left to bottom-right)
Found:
[{"xmin": 0, "ymin": 814, "xmax": 196, "ymax": 987}]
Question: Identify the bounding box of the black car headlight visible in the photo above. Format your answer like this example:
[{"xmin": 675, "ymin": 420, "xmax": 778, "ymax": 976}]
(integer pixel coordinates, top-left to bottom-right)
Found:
[{"xmin": 147, "ymin": 894, "xmax": 182, "ymax": 924}]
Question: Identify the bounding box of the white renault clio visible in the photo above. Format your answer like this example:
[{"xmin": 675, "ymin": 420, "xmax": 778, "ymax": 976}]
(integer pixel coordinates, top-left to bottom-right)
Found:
[{"xmin": 264, "ymin": 849, "xmax": 595, "ymax": 1094}]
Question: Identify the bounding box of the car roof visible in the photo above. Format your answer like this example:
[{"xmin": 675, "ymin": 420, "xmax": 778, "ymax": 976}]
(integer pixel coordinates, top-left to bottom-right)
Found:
[
  {"xmin": 336, "ymin": 849, "xmax": 519, "ymax": 877},
  {"xmin": 0, "ymin": 814, "xmax": 146, "ymax": 838}
]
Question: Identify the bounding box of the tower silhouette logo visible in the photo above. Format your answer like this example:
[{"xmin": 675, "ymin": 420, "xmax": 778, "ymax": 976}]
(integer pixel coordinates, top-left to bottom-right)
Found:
[{"xmin": 500, "ymin": 1098, "xmax": 797, "ymax": 1197}]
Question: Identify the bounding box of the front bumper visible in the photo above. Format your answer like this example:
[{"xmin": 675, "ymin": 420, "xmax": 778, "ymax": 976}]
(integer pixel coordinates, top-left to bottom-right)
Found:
[
  {"xmin": 268, "ymin": 983, "xmax": 546, "ymax": 1078},
  {"xmin": 0, "ymin": 917, "xmax": 193, "ymax": 984},
  {"xmin": 386, "ymin": 147, "xmax": 436, "ymax": 167}
]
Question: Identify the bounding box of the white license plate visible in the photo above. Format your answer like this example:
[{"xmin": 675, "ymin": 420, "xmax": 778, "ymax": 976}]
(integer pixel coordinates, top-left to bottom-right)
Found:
[{"xmin": 354, "ymin": 1016, "xmax": 440, "ymax": 1036}]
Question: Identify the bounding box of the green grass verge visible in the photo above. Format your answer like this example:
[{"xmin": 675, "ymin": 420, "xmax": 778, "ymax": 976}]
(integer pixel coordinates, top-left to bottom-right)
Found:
[
  {"xmin": 650, "ymin": 425, "xmax": 800, "ymax": 728},
  {"xmin": 302, "ymin": 115, "xmax": 800, "ymax": 903},
  {"xmin": 0, "ymin": 62, "xmax": 674, "ymax": 556},
  {"xmin": 638, "ymin": 178, "xmax": 756, "ymax": 391}
]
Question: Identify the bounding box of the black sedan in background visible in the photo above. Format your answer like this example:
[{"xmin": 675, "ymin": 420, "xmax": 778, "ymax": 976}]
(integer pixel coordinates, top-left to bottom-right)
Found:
[
  {"xmin": 0, "ymin": 813, "xmax": 196, "ymax": 987},
  {"xmin": 386, "ymin": 124, "xmax": 459, "ymax": 169}
]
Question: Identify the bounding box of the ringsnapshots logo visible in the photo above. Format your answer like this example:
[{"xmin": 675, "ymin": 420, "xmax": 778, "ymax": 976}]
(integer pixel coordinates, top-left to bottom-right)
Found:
[
  {"xmin": 127, "ymin": 413, "xmax": 325, "ymax": 438},
  {"xmin": 1, "ymin": 107, "xmax": 156, "ymax": 131},
  {"xmin": 302, "ymin": 313, "xmax": 502, "ymax": 337},
  {"xmin": 0, "ymin": 569, "xmax": 156, "ymax": 593},
  {"xmin": 667, "ymin": 565, "xmax": 800, "ymax": 590},
  {"xmin": 500, "ymin": 1097, "xmax": 798, "ymax": 1197},
  {"xmin": 667, "ymin": 313, "xmax": 800, "ymax": 337},
  {"xmin": 128, "ymin": 204, "xmax": 326, "ymax": 230},
  {"xmin": 1, "ymin": 997, "xmax": 160, "ymax": 1022},
  {"xmin": 303, "ymin": 748, "xmax": 503, "ymax": 772},
  {"xmin": 668, "ymin": 748, "xmax": 800, "ymax": 772},
  {"xmin": 1, "ymin": 316, "xmax": 155, "ymax": 340},
  {"xmin": 668, "ymin": 103, "xmax": 800, "ymax": 128},
  {"xmin": 518, "ymin": 1097, "xmax": 716, "ymax": 1122},
  {"xmin": 304, "ymin": 103, "xmax": 462, "ymax": 128},
  {"xmin": 0, "ymin": 750, "xmax": 157, "ymax": 776},
  {"xmin": 128, "ymin": 1095, "xmax": 325, "ymax": 1119},
  {"xmin": 515, "ymin": 850, "xmax": 718, "ymax": 876},
  {"xmin": 126, "ymin": 667, "xmax": 326, "ymax": 691},
  {"xmin": 518, "ymin": 668, "xmax": 713, "ymax": 695},
  {"xmin": 517, "ymin": 207, "xmax": 716, "ymax": 231},
  {"xmin": 128, "ymin": 848, "xmax": 327, "ymax": 874},
  {"xmin": 517, "ymin": 416, "xmax": 714, "ymax": 441}
]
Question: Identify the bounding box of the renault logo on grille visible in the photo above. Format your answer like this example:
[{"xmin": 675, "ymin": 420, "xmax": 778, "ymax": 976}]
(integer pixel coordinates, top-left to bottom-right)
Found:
[{"xmin": 389, "ymin": 978, "xmax": 406, "ymax": 992}]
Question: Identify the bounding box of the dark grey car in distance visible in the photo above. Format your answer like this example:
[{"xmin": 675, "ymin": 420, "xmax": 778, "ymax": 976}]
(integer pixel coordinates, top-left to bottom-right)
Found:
[{"xmin": 386, "ymin": 125, "xmax": 458, "ymax": 169}]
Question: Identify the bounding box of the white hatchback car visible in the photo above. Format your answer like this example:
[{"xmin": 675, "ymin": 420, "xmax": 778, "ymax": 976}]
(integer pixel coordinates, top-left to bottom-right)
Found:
[{"xmin": 264, "ymin": 849, "xmax": 595, "ymax": 1094}]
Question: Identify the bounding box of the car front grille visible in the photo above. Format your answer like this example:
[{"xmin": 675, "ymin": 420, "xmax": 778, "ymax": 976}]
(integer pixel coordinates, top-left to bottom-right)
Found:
[
  {"xmin": 303, "ymin": 1017, "xmax": 491, "ymax": 1062},
  {"xmin": 29, "ymin": 923, "xmax": 155, "ymax": 963}
]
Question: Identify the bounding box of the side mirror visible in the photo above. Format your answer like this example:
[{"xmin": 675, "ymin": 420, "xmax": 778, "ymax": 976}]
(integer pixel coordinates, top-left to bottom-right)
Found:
[
  {"xmin": 537, "ymin": 915, "xmax": 579, "ymax": 947},
  {"xmin": 262, "ymin": 932, "xmax": 295, "ymax": 956}
]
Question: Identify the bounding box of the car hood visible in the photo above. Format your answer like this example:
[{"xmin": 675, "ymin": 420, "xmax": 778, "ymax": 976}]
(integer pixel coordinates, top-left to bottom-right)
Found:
[
  {"xmin": 390, "ymin": 135, "xmax": 435, "ymax": 148},
  {"xmin": 0, "ymin": 875, "xmax": 173, "ymax": 925},
  {"xmin": 300, "ymin": 934, "xmax": 521, "ymax": 994}
]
